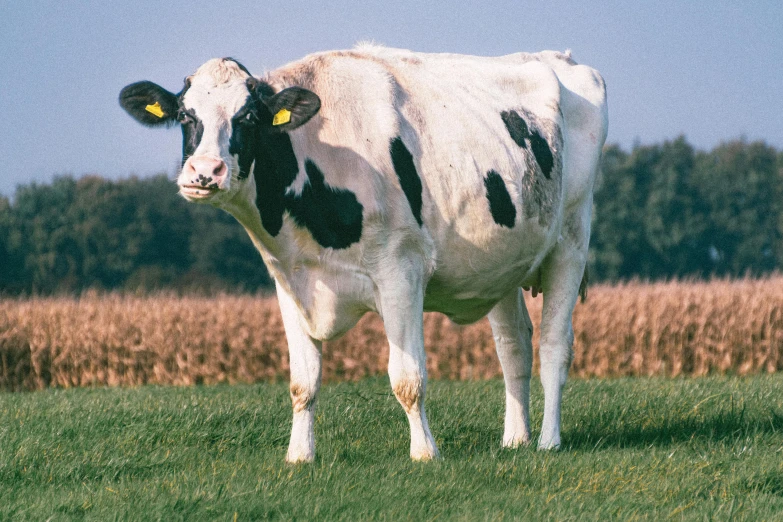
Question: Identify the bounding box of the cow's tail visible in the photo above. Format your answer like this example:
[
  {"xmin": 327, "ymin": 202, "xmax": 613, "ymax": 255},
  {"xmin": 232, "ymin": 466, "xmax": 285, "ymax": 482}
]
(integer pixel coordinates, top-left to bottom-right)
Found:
[{"xmin": 578, "ymin": 265, "xmax": 589, "ymax": 303}]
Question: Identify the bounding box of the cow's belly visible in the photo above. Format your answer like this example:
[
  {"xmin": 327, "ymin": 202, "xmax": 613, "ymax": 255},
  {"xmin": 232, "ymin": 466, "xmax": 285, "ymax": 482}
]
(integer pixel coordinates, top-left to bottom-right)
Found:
[
  {"xmin": 423, "ymin": 293, "xmax": 500, "ymax": 325},
  {"xmin": 423, "ymin": 214, "xmax": 558, "ymax": 324}
]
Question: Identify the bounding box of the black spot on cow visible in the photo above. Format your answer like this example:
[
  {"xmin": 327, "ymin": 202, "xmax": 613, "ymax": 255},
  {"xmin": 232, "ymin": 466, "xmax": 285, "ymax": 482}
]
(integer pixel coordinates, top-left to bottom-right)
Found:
[
  {"xmin": 529, "ymin": 130, "xmax": 554, "ymax": 179},
  {"xmin": 179, "ymin": 109, "xmax": 204, "ymax": 165},
  {"xmin": 249, "ymin": 130, "xmax": 300, "ymax": 237},
  {"xmin": 227, "ymin": 80, "xmax": 361, "ymax": 248},
  {"xmin": 390, "ymin": 137, "xmax": 423, "ymax": 226},
  {"xmin": 230, "ymin": 93, "xmax": 270, "ymax": 180},
  {"xmin": 284, "ymin": 160, "xmax": 363, "ymax": 249},
  {"xmin": 243, "ymin": 115, "xmax": 363, "ymax": 248},
  {"xmin": 501, "ymin": 110, "xmax": 529, "ymax": 149},
  {"xmin": 500, "ymin": 110, "xmax": 554, "ymax": 179},
  {"xmin": 484, "ymin": 170, "xmax": 516, "ymax": 228}
]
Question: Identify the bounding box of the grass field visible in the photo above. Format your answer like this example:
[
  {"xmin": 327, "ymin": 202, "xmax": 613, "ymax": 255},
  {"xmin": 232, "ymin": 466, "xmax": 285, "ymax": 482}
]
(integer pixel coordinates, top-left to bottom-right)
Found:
[{"xmin": 2, "ymin": 375, "xmax": 782, "ymax": 520}]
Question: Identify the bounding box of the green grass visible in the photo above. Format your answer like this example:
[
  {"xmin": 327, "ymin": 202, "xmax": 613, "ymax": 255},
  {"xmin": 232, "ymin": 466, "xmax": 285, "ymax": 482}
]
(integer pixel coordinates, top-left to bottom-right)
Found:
[{"xmin": 1, "ymin": 376, "xmax": 782, "ymax": 521}]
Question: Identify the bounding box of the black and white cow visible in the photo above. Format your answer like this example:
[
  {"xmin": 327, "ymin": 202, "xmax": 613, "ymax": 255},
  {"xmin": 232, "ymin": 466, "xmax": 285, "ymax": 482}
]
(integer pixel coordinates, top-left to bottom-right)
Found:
[{"xmin": 120, "ymin": 44, "xmax": 608, "ymax": 462}]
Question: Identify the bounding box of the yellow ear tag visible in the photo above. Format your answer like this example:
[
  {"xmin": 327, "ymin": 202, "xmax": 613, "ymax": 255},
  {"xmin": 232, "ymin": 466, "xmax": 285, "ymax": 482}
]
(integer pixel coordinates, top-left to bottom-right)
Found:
[
  {"xmin": 145, "ymin": 101, "xmax": 165, "ymax": 118},
  {"xmin": 272, "ymin": 108, "xmax": 292, "ymax": 126}
]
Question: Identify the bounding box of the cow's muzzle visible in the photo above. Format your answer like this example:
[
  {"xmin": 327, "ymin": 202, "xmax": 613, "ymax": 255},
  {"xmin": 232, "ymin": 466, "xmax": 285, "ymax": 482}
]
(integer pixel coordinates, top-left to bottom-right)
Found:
[{"xmin": 179, "ymin": 156, "xmax": 228, "ymax": 200}]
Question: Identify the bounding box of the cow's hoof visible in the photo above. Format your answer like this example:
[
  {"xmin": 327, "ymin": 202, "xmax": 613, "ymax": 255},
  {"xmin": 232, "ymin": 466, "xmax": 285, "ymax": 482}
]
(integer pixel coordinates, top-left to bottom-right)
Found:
[
  {"xmin": 286, "ymin": 450, "xmax": 315, "ymax": 464},
  {"xmin": 410, "ymin": 448, "xmax": 440, "ymax": 461},
  {"xmin": 537, "ymin": 438, "xmax": 561, "ymax": 451},
  {"xmin": 502, "ymin": 434, "xmax": 532, "ymax": 449}
]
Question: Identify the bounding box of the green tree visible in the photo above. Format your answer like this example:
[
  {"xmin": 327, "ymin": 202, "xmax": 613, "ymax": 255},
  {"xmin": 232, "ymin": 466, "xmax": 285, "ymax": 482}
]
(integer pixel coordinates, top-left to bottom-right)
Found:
[
  {"xmin": 12, "ymin": 177, "xmax": 80, "ymax": 293},
  {"xmin": 642, "ymin": 136, "xmax": 705, "ymax": 277},
  {"xmin": 0, "ymin": 195, "xmax": 27, "ymax": 293},
  {"xmin": 187, "ymin": 204, "xmax": 271, "ymax": 292},
  {"xmin": 68, "ymin": 175, "xmax": 193, "ymax": 290},
  {"xmin": 778, "ymin": 150, "xmax": 783, "ymax": 268},
  {"xmin": 590, "ymin": 144, "xmax": 634, "ymax": 280},
  {"xmin": 692, "ymin": 140, "xmax": 780, "ymax": 276}
]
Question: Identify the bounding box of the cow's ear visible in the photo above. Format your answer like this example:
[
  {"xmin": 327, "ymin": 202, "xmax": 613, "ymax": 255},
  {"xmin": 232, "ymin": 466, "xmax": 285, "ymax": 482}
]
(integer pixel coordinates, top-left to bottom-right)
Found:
[
  {"xmin": 119, "ymin": 81, "xmax": 179, "ymax": 127},
  {"xmin": 261, "ymin": 87, "xmax": 321, "ymax": 132}
]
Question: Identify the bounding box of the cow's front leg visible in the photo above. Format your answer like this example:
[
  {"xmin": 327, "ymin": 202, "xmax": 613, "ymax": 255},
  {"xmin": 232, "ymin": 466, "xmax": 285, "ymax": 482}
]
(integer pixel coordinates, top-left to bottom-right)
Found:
[
  {"xmin": 379, "ymin": 271, "xmax": 439, "ymax": 461},
  {"xmin": 276, "ymin": 284, "xmax": 322, "ymax": 463}
]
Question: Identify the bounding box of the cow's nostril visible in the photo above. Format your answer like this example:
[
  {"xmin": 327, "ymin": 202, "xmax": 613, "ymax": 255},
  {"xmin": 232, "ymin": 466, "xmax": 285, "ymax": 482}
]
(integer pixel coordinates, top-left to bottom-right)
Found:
[{"xmin": 186, "ymin": 156, "xmax": 226, "ymax": 182}]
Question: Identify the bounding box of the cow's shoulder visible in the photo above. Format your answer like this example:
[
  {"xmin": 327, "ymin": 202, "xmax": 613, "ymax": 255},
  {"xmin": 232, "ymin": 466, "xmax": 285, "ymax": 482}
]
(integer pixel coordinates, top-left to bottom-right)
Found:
[{"xmin": 266, "ymin": 48, "xmax": 395, "ymax": 98}]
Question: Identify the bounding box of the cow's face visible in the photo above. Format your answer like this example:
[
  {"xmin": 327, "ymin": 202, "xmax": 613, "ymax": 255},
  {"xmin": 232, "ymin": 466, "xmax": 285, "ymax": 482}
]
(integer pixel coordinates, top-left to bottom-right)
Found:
[{"xmin": 119, "ymin": 58, "xmax": 320, "ymax": 205}]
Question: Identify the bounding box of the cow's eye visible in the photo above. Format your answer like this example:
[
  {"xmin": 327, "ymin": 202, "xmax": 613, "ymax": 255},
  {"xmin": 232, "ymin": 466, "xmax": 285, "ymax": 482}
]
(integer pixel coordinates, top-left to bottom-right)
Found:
[
  {"xmin": 236, "ymin": 111, "xmax": 258, "ymax": 127},
  {"xmin": 177, "ymin": 109, "xmax": 194, "ymax": 124}
]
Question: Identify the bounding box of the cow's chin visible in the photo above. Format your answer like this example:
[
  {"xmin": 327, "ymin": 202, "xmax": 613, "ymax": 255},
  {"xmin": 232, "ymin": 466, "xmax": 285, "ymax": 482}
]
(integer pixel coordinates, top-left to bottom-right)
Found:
[{"xmin": 179, "ymin": 184, "xmax": 222, "ymax": 202}]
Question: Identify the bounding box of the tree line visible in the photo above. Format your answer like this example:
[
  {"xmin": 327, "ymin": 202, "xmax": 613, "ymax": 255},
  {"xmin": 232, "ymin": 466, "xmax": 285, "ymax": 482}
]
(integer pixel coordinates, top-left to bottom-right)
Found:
[
  {"xmin": 0, "ymin": 175, "xmax": 270, "ymax": 294},
  {"xmin": 0, "ymin": 136, "xmax": 781, "ymax": 295},
  {"xmin": 592, "ymin": 137, "xmax": 782, "ymax": 280}
]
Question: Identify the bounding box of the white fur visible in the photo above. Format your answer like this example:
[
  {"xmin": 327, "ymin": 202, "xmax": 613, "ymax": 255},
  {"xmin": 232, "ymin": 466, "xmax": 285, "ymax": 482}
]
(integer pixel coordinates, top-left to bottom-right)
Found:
[{"xmin": 176, "ymin": 47, "xmax": 608, "ymax": 460}]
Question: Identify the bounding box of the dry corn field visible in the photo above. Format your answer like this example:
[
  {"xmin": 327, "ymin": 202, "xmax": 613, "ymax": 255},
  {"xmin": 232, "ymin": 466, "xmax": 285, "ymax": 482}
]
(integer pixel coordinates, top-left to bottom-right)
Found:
[{"xmin": 1, "ymin": 278, "xmax": 782, "ymax": 391}]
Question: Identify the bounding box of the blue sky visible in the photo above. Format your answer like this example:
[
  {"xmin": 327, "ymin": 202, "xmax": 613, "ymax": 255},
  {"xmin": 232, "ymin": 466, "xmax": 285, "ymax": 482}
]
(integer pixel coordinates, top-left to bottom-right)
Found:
[{"xmin": 1, "ymin": 1, "xmax": 780, "ymax": 196}]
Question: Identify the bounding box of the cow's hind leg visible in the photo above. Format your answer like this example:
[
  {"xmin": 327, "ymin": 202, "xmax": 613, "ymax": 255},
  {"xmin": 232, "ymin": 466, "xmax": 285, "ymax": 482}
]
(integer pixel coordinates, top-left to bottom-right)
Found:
[
  {"xmin": 537, "ymin": 241, "xmax": 586, "ymax": 450},
  {"xmin": 379, "ymin": 269, "xmax": 439, "ymax": 461},
  {"xmin": 277, "ymin": 284, "xmax": 322, "ymax": 463},
  {"xmin": 488, "ymin": 287, "xmax": 533, "ymax": 447}
]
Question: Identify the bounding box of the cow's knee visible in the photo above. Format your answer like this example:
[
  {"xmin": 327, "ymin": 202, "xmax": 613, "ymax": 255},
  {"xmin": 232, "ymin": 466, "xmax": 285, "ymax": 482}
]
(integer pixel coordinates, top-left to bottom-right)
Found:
[
  {"xmin": 393, "ymin": 377, "xmax": 423, "ymax": 414},
  {"xmin": 290, "ymin": 382, "xmax": 316, "ymax": 413}
]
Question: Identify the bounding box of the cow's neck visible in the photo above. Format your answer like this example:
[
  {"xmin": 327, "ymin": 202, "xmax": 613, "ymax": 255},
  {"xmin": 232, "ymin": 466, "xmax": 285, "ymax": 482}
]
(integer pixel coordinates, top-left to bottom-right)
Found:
[
  {"xmin": 250, "ymin": 132, "xmax": 300, "ymax": 239},
  {"xmin": 222, "ymin": 130, "xmax": 370, "ymax": 327},
  {"xmin": 221, "ymin": 130, "xmax": 301, "ymax": 264},
  {"xmin": 218, "ymin": 160, "xmax": 317, "ymax": 314}
]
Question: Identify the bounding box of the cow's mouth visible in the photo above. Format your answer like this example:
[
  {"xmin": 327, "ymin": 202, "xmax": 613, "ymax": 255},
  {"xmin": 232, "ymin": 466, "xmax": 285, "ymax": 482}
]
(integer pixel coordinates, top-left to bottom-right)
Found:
[{"xmin": 179, "ymin": 184, "xmax": 220, "ymax": 199}]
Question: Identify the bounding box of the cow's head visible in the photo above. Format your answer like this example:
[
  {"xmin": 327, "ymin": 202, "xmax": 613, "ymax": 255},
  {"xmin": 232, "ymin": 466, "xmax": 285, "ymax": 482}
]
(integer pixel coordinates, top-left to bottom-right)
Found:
[{"xmin": 119, "ymin": 58, "xmax": 320, "ymax": 204}]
